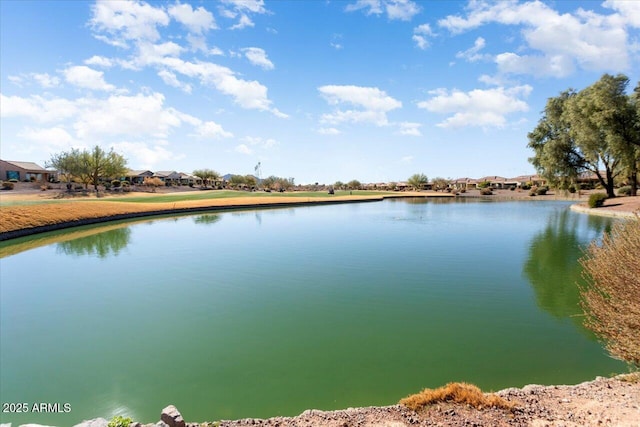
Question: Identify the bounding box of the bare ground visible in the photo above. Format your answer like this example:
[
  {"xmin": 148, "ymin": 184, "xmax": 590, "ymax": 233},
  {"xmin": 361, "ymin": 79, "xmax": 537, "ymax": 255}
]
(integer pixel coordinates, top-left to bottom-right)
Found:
[{"xmin": 205, "ymin": 375, "xmax": 639, "ymax": 427}]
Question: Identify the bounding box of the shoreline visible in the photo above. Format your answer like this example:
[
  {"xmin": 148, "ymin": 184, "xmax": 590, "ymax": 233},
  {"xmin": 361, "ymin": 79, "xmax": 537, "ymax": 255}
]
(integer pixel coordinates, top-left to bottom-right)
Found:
[{"xmin": 1, "ymin": 190, "xmax": 638, "ymax": 242}]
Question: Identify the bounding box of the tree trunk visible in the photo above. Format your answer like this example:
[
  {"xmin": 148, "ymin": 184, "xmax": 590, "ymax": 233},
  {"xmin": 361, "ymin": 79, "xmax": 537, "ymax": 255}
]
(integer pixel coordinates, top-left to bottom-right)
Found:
[
  {"xmin": 630, "ymin": 170, "xmax": 638, "ymax": 197},
  {"xmin": 605, "ymin": 168, "xmax": 616, "ymax": 198}
]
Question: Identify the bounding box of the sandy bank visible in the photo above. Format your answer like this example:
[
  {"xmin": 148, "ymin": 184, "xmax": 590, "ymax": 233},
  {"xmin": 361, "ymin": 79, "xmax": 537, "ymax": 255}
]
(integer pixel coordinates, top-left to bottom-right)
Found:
[
  {"xmin": 0, "ymin": 191, "xmax": 451, "ymax": 241},
  {"xmin": 570, "ymin": 196, "xmax": 640, "ymax": 219}
]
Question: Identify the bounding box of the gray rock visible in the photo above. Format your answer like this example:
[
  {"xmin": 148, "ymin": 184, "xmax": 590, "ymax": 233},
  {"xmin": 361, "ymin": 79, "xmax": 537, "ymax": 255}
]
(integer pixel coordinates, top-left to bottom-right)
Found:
[
  {"xmin": 73, "ymin": 419, "xmax": 109, "ymax": 427},
  {"xmin": 160, "ymin": 406, "xmax": 185, "ymax": 427}
]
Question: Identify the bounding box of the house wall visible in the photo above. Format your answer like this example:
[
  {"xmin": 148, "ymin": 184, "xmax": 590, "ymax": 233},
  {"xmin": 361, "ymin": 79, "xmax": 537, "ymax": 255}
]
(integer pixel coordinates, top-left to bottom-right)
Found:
[{"xmin": 0, "ymin": 160, "xmax": 50, "ymax": 182}]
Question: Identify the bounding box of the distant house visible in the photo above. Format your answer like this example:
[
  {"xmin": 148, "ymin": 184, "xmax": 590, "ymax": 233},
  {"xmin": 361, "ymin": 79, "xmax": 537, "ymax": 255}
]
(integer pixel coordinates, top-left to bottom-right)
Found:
[
  {"xmin": 0, "ymin": 160, "xmax": 54, "ymax": 182},
  {"xmin": 451, "ymin": 177, "xmax": 478, "ymax": 190},
  {"xmin": 510, "ymin": 175, "xmax": 547, "ymax": 188},
  {"xmin": 125, "ymin": 170, "xmax": 154, "ymax": 184},
  {"xmin": 153, "ymin": 171, "xmax": 181, "ymax": 184}
]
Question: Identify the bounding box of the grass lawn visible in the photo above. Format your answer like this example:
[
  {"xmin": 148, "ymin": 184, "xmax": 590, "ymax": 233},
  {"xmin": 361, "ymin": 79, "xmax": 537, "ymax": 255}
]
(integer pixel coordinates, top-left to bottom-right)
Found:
[{"xmin": 100, "ymin": 190, "xmax": 395, "ymax": 203}]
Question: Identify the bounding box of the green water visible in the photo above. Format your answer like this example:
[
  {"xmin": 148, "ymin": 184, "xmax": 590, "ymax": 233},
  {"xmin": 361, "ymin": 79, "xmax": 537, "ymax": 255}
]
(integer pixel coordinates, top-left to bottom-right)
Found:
[{"xmin": 0, "ymin": 199, "xmax": 624, "ymax": 425}]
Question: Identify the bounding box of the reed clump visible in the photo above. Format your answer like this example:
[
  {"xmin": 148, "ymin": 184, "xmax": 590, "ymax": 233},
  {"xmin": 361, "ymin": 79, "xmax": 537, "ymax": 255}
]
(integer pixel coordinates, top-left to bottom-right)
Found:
[
  {"xmin": 579, "ymin": 216, "xmax": 640, "ymax": 368},
  {"xmin": 399, "ymin": 382, "xmax": 514, "ymax": 411}
]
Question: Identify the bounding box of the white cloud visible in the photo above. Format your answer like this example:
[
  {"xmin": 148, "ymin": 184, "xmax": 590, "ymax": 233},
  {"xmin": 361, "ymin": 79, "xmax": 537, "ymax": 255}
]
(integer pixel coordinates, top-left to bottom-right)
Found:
[
  {"xmin": 221, "ymin": 0, "xmax": 267, "ymax": 14},
  {"xmin": 157, "ymin": 70, "xmax": 192, "ymax": 93},
  {"xmin": 193, "ymin": 121, "xmax": 233, "ymax": 139},
  {"xmin": 318, "ymin": 127, "xmax": 341, "ymax": 135},
  {"xmin": 397, "ymin": 122, "xmax": 422, "ymax": 136},
  {"xmin": 417, "ymin": 85, "xmax": 532, "ymax": 129},
  {"xmin": 73, "ymin": 92, "xmax": 181, "ymax": 139},
  {"xmin": 400, "ymin": 155, "xmax": 414, "ymax": 163},
  {"xmin": 230, "ymin": 14, "xmax": 254, "ymax": 30},
  {"xmin": 235, "ymin": 143, "xmax": 253, "ymax": 155},
  {"xmin": 32, "ymin": 73, "xmax": 60, "ymax": 88},
  {"xmin": 319, "ymin": 85, "xmax": 401, "ymax": 127},
  {"xmin": 18, "ymin": 126, "xmax": 75, "ymax": 149},
  {"xmin": 111, "ymin": 140, "xmax": 180, "ymax": 169},
  {"xmin": 0, "ymin": 94, "xmax": 77, "ymax": 122},
  {"xmin": 64, "ymin": 65, "xmax": 116, "ymax": 91},
  {"xmin": 346, "ymin": 0, "xmax": 420, "ymax": 21},
  {"xmin": 168, "ymin": 3, "xmax": 216, "ymax": 33},
  {"xmin": 243, "ymin": 136, "xmax": 278, "ymax": 148},
  {"xmin": 90, "ymin": 0, "xmax": 170, "ymax": 46},
  {"xmin": 603, "ymin": 0, "xmax": 640, "ymax": 27},
  {"xmin": 438, "ymin": 0, "xmax": 633, "ymax": 76},
  {"xmin": 413, "ymin": 24, "xmax": 433, "ymax": 49},
  {"xmin": 319, "ymin": 85, "xmax": 402, "ymax": 111},
  {"xmin": 456, "ymin": 37, "xmax": 488, "ymax": 62},
  {"xmin": 85, "ymin": 55, "xmax": 114, "ymax": 68},
  {"xmin": 242, "ymin": 47, "xmax": 274, "ymax": 70}
]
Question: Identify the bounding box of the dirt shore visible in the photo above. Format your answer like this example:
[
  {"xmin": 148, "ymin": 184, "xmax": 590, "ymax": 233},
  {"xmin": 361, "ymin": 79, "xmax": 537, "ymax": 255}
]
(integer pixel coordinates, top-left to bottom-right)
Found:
[
  {"xmin": 214, "ymin": 375, "xmax": 640, "ymax": 427},
  {"xmin": 143, "ymin": 374, "xmax": 638, "ymax": 427}
]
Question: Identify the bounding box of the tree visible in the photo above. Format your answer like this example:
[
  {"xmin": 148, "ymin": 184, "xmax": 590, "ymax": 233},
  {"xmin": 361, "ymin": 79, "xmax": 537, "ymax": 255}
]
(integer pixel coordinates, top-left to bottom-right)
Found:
[
  {"xmin": 228, "ymin": 174, "xmax": 246, "ymax": 189},
  {"xmin": 193, "ymin": 168, "xmax": 220, "ymax": 188},
  {"xmin": 407, "ymin": 173, "xmax": 428, "ymax": 191},
  {"xmin": 431, "ymin": 177, "xmax": 450, "ymax": 191},
  {"xmin": 347, "ymin": 179, "xmax": 361, "ymax": 190},
  {"xmin": 46, "ymin": 145, "xmax": 127, "ymax": 191},
  {"xmin": 333, "ymin": 181, "xmax": 345, "ymax": 190},
  {"xmin": 528, "ymin": 74, "xmax": 640, "ymax": 198},
  {"xmin": 579, "ymin": 217, "xmax": 640, "ymax": 368}
]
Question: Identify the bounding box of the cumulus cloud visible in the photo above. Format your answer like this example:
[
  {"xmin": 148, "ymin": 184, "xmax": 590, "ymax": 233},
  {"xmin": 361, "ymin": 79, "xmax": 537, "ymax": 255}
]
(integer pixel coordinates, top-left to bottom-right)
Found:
[
  {"xmin": 242, "ymin": 47, "xmax": 274, "ymax": 70},
  {"xmin": 219, "ymin": 0, "xmax": 267, "ymax": 30},
  {"xmin": 413, "ymin": 24, "xmax": 433, "ymax": 49},
  {"xmin": 168, "ymin": 2, "xmax": 216, "ymax": 33},
  {"xmin": 417, "ymin": 85, "xmax": 532, "ymax": 129},
  {"xmin": 90, "ymin": 0, "xmax": 170, "ymax": 46},
  {"xmin": 64, "ymin": 65, "xmax": 116, "ymax": 91},
  {"xmin": 18, "ymin": 126, "xmax": 75, "ymax": 149},
  {"xmin": 111, "ymin": 140, "xmax": 180, "ymax": 169},
  {"xmin": 157, "ymin": 70, "xmax": 192, "ymax": 93},
  {"xmin": 397, "ymin": 122, "xmax": 422, "ymax": 136},
  {"xmin": 456, "ymin": 37, "xmax": 488, "ymax": 62},
  {"xmin": 85, "ymin": 55, "xmax": 114, "ymax": 68},
  {"xmin": 192, "ymin": 121, "xmax": 233, "ymax": 139},
  {"xmin": 346, "ymin": 0, "xmax": 420, "ymax": 21},
  {"xmin": 0, "ymin": 93, "xmax": 77, "ymax": 122},
  {"xmin": 319, "ymin": 85, "xmax": 402, "ymax": 127},
  {"xmin": 438, "ymin": 0, "xmax": 634, "ymax": 76}
]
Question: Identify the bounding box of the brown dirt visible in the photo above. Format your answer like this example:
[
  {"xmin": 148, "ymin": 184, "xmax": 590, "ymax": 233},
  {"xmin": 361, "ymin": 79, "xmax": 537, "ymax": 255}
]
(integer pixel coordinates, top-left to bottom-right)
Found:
[{"xmin": 203, "ymin": 375, "xmax": 639, "ymax": 427}]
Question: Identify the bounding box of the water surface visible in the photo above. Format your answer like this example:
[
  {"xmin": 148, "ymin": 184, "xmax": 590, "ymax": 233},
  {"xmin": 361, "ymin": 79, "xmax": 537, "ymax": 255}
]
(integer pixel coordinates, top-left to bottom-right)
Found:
[{"xmin": 0, "ymin": 199, "xmax": 623, "ymax": 425}]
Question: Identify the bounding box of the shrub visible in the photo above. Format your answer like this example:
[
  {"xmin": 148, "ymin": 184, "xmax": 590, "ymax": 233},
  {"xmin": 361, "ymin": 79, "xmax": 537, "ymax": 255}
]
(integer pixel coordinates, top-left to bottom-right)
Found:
[
  {"xmin": 107, "ymin": 416, "xmax": 132, "ymax": 427},
  {"xmin": 579, "ymin": 217, "xmax": 640, "ymax": 368},
  {"xmin": 509, "ymin": 186, "xmax": 515, "ymax": 191},
  {"xmin": 521, "ymin": 182, "xmax": 532, "ymax": 190},
  {"xmin": 459, "ymin": 188, "xmax": 466, "ymax": 193},
  {"xmin": 111, "ymin": 180, "xmax": 121, "ymax": 188},
  {"xmin": 617, "ymin": 186, "xmax": 632, "ymax": 196},
  {"xmin": 568, "ymin": 185, "xmax": 577, "ymax": 193},
  {"xmin": 2, "ymin": 182, "xmax": 15, "ymax": 190},
  {"xmin": 479, "ymin": 187, "xmax": 493, "ymax": 195},
  {"xmin": 536, "ymin": 186, "xmax": 548, "ymax": 196},
  {"xmin": 399, "ymin": 382, "xmax": 513, "ymax": 411},
  {"xmin": 588, "ymin": 193, "xmax": 608, "ymax": 208},
  {"xmin": 9, "ymin": 178, "xmax": 18, "ymax": 183},
  {"xmin": 529, "ymin": 189, "xmax": 537, "ymax": 196},
  {"xmin": 477, "ymin": 180, "xmax": 491, "ymax": 189}
]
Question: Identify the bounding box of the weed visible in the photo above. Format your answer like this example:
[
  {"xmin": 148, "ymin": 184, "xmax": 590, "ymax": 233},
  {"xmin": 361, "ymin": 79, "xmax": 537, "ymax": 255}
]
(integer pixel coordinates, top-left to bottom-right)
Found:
[{"xmin": 399, "ymin": 382, "xmax": 514, "ymax": 411}]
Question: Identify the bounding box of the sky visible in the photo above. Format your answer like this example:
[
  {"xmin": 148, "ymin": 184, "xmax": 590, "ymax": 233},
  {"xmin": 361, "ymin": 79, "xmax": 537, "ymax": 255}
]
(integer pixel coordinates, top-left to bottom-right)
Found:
[{"xmin": 1, "ymin": 0, "xmax": 639, "ymax": 184}]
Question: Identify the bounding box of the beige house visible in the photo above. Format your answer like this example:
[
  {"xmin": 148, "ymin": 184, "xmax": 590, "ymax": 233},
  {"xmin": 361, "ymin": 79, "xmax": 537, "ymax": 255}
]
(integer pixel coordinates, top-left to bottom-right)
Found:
[{"xmin": 0, "ymin": 160, "xmax": 53, "ymax": 182}]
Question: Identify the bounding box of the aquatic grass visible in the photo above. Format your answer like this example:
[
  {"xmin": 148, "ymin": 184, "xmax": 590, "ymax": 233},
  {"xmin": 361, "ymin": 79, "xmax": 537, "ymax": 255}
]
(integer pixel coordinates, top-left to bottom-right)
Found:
[{"xmin": 399, "ymin": 382, "xmax": 514, "ymax": 411}]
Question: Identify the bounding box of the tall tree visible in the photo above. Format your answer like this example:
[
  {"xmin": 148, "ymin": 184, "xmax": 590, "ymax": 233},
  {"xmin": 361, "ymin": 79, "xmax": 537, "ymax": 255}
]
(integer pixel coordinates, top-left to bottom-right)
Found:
[
  {"xmin": 407, "ymin": 173, "xmax": 428, "ymax": 191},
  {"xmin": 83, "ymin": 146, "xmax": 128, "ymax": 192},
  {"xmin": 528, "ymin": 74, "xmax": 640, "ymax": 198}
]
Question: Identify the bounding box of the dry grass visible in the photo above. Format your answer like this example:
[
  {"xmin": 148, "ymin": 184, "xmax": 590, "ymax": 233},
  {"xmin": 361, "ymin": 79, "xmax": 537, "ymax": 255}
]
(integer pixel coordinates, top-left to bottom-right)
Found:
[
  {"xmin": 399, "ymin": 382, "xmax": 514, "ymax": 411},
  {"xmin": 579, "ymin": 216, "xmax": 640, "ymax": 368}
]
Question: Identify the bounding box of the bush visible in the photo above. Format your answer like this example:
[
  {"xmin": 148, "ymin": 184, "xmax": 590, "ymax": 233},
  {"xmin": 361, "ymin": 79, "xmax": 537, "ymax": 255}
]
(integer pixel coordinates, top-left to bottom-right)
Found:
[
  {"xmin": 617, "ymin": 186, "xmax": 632, "ymax": 196},
  {"xmin": 479, "ymin": 188, "xmax": 493, "ymax": 195},
  {"xmin": 400, "ymin": 382, "xmax": 513, "ymax": 411},
  {"xmin": 536, "ymin": 186, "xmax": 548, "ymax": 196},
  {"xmin": 2, "ymin": 181, "xmax": 15, "ymax": 190},
  {"xmin": 588, "ymin": 193, "xmax": 608, "ymax": 208},
  {"xmin": 529, "ymin": 189, "xmax": 537, "ymax": 197},
  {"xmin": 521, "ymin": 182, "xmax": 532, "ymax": 190},
  {"xmin": 107, "ymin": 416, "xmax": 132, "ymax": 427},
  {"xmin": 111, "ymin": 180, "xmax": 121, "ymax": 188},
  {"xmin": 509, "ymin": 186, "xmax": 515, "ymax": 191},
  {"xmin": 579, "ymin": 217, "xmax": 640, "ymax": 368},
  {"xmin": 568, "ymin": 185, "xmax": 577, "ymax": 193}
]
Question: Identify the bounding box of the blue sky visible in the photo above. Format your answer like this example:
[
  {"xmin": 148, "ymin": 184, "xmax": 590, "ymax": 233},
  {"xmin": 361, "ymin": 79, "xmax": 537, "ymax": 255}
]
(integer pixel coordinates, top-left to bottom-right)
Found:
[{"xmin": 1, "ymin": 0, "xmax": 639, "ymax": 184}]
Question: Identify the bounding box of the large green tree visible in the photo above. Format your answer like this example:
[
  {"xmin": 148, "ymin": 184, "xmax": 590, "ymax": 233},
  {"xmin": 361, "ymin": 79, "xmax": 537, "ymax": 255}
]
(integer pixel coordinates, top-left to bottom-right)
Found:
[
  {"xmin": 528, "ymin": 74, "xmax": 639, "ymax": 197},
  {"xmin": 407, "ymin": 173, "xmax": 428, "ymax": 191},
  {"xmin": 47, "ymin": 146, "xmax": 127, "ymax": 191}
]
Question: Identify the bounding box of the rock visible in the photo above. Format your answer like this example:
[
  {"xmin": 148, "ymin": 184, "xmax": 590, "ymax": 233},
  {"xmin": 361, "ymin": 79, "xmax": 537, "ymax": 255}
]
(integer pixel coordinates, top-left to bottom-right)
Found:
[
  {"xmin": 161, "ymin": 405, "xmax": 185, "ymax": 427},
  {"xmin": 72, "ymin": 420, "xmax": 109, "ymax": 427}
]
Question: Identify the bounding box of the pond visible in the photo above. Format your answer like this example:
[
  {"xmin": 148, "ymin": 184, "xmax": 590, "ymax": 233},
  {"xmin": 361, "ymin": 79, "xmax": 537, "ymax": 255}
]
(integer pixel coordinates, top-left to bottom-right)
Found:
[{"xmin": 0, "ymin": 198, "xmax": 624, "ymax": 425}]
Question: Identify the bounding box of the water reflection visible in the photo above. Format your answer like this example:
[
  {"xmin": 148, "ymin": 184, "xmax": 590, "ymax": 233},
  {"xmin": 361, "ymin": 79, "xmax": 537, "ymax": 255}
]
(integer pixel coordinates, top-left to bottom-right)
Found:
[
  {"xmin": 56, "ymin": 227, "xmax": 131, "ymax": 258},
  {"xmin": 523, "ymin": 210, "xmax": 610, "ymax": 322},
  {"xmin": 193, "ymin": 214, "xmax": 221, "ymax": 225}
]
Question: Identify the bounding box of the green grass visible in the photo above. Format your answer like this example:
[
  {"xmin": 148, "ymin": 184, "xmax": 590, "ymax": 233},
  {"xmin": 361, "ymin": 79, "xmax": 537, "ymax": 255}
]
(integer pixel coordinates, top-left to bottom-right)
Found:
[{"xmin": 101, "ymin": 190, "xmax": 394, "ymax": 203}]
